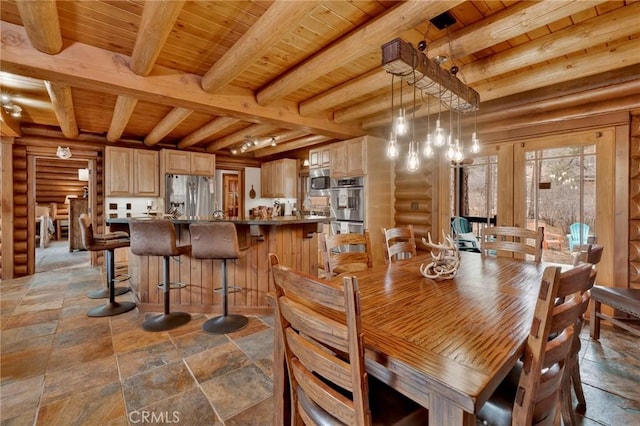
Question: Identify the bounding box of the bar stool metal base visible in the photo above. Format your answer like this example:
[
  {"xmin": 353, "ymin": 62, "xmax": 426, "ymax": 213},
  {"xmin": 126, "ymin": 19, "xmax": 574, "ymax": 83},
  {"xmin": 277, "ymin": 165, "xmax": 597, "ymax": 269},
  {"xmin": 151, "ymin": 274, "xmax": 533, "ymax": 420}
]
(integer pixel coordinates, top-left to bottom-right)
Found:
[
  {"xmin": 87, "ymin": 301, "xmax": 136, "ymax": 317},
  {"xmin": 87, "ymin": 286, "xmax": 130, "ymax": 299},
  {"xmin": 202, "ymin": 314, "xmax": 248, "ymax": 334},
  {"xmin": 143, "ymin": 312, "xmax": 191, "ymax": 332}
]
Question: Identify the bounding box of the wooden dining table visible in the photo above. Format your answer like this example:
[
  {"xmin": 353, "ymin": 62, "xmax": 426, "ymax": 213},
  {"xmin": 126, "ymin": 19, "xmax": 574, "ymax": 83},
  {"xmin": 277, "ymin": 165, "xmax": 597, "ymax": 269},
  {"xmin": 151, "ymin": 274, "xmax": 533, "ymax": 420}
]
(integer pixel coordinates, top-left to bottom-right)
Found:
[{"xmin": 272, "ymin": 251, "xmax": 566, "ymax": 426}]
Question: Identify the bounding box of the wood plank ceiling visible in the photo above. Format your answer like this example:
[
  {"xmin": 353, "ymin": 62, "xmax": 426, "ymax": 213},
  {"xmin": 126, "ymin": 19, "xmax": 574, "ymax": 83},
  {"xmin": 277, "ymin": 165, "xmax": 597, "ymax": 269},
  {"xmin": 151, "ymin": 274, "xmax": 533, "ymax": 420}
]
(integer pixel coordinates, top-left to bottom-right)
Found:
[{"xmin": 1, "ymin": 0, "xmax": 639, "ymax": 160}]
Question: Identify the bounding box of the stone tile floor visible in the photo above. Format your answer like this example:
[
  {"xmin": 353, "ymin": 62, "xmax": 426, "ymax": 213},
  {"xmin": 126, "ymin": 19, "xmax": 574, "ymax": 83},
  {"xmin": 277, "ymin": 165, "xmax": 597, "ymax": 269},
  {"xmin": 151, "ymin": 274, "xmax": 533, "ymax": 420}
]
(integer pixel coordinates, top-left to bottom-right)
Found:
[{"xmin": 1, "ymin": 265, "xmax": 639, "ymax": 425}]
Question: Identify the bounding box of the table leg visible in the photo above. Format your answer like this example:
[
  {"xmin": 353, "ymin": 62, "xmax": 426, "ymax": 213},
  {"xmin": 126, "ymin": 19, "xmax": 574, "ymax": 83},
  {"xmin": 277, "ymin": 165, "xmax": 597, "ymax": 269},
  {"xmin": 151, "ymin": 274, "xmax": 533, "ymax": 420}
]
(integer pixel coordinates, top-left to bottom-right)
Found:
[{"xmin": 430, "ymin": 394, "xmax": 476, "ymax": 426}]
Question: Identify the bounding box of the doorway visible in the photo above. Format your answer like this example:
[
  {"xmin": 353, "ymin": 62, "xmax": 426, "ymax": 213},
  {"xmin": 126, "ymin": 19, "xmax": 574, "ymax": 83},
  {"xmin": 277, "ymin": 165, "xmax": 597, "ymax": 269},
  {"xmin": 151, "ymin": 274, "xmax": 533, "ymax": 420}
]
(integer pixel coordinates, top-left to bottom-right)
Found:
[{"xmin": 222, "ymin": 173, "xmax": 240, "ymax": 218}]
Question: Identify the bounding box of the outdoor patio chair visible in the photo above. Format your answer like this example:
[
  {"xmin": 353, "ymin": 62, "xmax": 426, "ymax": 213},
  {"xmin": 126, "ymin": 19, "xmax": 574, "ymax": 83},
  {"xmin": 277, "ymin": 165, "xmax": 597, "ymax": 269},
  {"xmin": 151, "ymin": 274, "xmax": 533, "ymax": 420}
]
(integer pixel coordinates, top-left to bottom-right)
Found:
[
  {"xmin": 451, "ymin": 217, "xmax": 480, "ymax": 252},
  {"xmin": 567, "ymin": 223, "xmax": 590, "ymax": 252}
]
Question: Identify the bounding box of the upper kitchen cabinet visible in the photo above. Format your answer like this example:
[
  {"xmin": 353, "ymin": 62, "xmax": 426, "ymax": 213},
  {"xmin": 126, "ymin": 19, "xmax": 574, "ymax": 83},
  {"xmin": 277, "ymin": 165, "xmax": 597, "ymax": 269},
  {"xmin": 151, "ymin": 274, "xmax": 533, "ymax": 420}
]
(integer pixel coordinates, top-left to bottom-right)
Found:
[
  {"xmin": 309, "ymin": 146, "xmax": 331, "ymax": 170},
  {"xmin": 105, "ymin": 146, "xmax": 159, "ymax": 196},
  {"xmin": 261, "ymin": 159, "xmax": 297, "ymax": 198},
  {"xmin": 161, "ymin": 149, "xmax": 215, "ymax": 176},
  {"xmin": 330, "ymin": 137, "xmax": 365, "ymax": 177}
]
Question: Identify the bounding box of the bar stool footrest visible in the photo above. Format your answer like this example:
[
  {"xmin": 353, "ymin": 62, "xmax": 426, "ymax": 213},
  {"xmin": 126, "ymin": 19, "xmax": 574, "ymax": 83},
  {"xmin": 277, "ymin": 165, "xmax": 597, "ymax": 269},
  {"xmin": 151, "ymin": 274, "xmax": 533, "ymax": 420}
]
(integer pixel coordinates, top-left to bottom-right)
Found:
[
  {"xmin": 213, "ymin": 286, "xmax": 242, "ymax": 294},
  {"xmin": 143, "ymin": 312, "xmax": 191, "ymax": 332},
  {"xmin": 87, "ymin": 286, "xmax": 130, "ymax": 299},
  {"xmin": 113, "ymin": 274, "xmax": 131, "ymax": 282},
  {"xmin": 87, "ymin": 301, "xmax": 136, "ymax": 317},
  {"xmin": 203, "ymin": 314, "xmax": 248, "ymax": 334},
  {"xmin": 157, "ymin": 282, "xmax": 187, "ymax": 290}
]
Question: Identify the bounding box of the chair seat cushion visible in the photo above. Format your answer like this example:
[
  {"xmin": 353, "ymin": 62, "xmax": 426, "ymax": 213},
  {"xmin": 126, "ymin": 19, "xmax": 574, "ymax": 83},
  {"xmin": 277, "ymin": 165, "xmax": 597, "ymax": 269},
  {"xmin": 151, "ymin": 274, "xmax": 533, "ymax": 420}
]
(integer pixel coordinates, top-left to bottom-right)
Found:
[
  {"xmin": 477, "ymin": 361, "xmax": 562, "ymax": 426},
  {"xmin": 590, "ymin": 286, "xmax": 640, "ymax": 317},
  {"xmin": 297, "ymin": 375, "xmax": 427, "ymax": 426}
]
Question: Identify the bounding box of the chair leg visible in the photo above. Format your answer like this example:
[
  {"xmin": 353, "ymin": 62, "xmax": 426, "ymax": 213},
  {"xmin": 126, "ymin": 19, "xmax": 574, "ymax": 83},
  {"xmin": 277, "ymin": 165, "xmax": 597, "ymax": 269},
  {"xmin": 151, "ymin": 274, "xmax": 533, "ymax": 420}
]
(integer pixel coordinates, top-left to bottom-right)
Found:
[
  {"xmin": 589, "ymin": 300, "xmax": 601, "ymax": 340},
  {"xmin": 202, "ymin": 259, "xmax": 248, "ymax": 334},
  {"xmin": 142, "ymin": 255, "xmax": 190, "ymax": 332},
  {"xmin": 87, "ymin": 251, "xmax": 130, "ymax": 299},
  {"xmin": 561, "ymin": 358, "xmax": 577, "ymax": 426},
  {"xmin": 87, "ymin": 249, "xmax": 136, "ymax": 317},
  {"xmin": 572, "ymin": 360, "xmax": 587, "ymax": 413}
]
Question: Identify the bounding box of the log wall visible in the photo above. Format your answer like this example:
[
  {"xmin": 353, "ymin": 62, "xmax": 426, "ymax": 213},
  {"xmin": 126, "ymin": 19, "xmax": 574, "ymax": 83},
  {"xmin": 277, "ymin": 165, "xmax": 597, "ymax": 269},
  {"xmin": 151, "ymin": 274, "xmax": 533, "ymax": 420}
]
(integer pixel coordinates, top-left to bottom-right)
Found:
[
  {"xmin": 393, "ymin": 160, "xmax": 434, "ymax": 251},
  {"xmin": 629, "ymin": 113, "xmax": 640, "ymax": 290}
]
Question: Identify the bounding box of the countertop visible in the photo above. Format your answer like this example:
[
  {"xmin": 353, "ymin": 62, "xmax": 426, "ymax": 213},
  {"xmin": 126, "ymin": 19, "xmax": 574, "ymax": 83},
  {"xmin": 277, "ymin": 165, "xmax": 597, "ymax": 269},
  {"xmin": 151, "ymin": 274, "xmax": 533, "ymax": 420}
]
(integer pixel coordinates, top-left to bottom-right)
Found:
[{"xmin": 106, "ymin": 215, "xmax": 332, "ymax": 226}]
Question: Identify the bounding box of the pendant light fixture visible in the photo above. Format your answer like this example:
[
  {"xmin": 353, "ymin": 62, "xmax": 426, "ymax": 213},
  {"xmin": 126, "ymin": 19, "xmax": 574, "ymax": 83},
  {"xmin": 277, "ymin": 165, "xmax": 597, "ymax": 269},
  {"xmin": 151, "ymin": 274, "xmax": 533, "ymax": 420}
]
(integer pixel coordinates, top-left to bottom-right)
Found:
[
  {"xmin": 471, "ymin": 109, "xmax": 480, "ymax": 153},
  {"xmin": 422, "ymin": 92, "xmax": 434, "ymax": 158},
  {"xmin": 406, "ymin": 66, "xmax": 419, "ymax": 172},
  {"xmin": 386, "ymin": 74, "xmax": 399, "ymax": 159},
  {"xmin": 395, "ymin": 78, "xmax": 407, "ymax": 136}
]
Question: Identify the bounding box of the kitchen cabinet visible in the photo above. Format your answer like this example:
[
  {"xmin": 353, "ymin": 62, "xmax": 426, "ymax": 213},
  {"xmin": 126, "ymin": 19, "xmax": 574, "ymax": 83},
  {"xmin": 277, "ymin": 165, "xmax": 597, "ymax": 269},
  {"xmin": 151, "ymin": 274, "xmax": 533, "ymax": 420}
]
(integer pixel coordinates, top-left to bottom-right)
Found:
[
  {"xmin": 309, "ymin": 146, "xmax": 331, "ymax": 169},
  {"xmin": 261, "ymin": 159, "xmax": 297, "ymax": 198},
  {"xmin": 161, "ymin": 149, "xmax": 215, "ymax": 176},
  {"xmin": 330, "ymin": 137, "xmax": 365, "ymax": 177},
  {"xmin": 105, "ymin": 146, "xmax": 159, "ymax": 196}
]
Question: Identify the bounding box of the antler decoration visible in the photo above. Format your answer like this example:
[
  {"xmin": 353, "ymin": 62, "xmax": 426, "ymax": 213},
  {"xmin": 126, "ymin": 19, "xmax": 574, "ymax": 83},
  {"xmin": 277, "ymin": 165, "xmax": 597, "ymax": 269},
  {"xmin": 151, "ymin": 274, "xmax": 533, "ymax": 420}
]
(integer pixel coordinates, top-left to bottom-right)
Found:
[{"xmin": 420, "ymin": 231, "xmax": 461, "ymax": 281}]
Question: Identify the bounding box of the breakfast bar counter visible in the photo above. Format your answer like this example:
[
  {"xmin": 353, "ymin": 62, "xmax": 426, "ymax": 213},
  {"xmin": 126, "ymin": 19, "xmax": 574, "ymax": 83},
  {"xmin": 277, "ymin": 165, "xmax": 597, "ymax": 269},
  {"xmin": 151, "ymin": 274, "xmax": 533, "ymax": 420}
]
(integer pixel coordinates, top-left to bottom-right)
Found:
[{"xmin": 107, "ymin": 216, "xmax": 328, "ymax": 315}]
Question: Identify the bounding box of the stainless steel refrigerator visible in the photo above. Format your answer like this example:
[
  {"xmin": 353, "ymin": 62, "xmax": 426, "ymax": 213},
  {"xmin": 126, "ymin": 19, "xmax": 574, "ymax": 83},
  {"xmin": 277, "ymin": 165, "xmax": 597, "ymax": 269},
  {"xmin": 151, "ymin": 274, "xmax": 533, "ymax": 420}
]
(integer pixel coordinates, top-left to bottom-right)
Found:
[{"xmin": 165, "ymin": 174, "xmax": 215, "ymax": 218}]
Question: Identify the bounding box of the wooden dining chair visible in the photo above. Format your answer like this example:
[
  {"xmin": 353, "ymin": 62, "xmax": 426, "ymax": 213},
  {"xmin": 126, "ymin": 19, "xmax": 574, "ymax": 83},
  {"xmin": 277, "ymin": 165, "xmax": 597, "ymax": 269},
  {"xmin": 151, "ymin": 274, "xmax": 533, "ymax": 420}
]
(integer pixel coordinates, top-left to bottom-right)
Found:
[
  {"xmin": 560, "ymin": 267, "xmax": 597, "ymax": 425},
  {"xmin": 320, "ymin": 230, "xmax": 373, "ymax": 277},
  {"xmin": 573, "ymin": 243, "xmax": 604, "ymax": 266},
  {"xmin": 381, "ymin": 225, "xmax": 417, "ymax": 264},
  {"xmin": 480, "ymin": 226, "xmax": 544, "ymax": 263},
  {"xmin": 477, "ymin": 262, "xmax": 593, "ymax": 426},
  {"xmin": 269, "ymin": 253, "xmax": 428, "ymax": 425}
]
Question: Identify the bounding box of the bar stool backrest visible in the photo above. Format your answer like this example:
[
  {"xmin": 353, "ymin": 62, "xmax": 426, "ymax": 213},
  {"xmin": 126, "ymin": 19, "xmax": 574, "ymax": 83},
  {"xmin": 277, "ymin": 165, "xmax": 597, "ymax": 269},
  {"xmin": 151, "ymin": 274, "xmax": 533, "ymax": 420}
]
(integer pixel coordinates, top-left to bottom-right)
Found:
[
  {"xmin": 190, "ymin": 222, "xmax": 240, "ymax": 259},
  {"xmin": 129, "ymin": 219, "xmax": 181, "ymax": 256},
  {"xmin": 78, "ymin": 213, "xmax": 95, "ymax": 250}
]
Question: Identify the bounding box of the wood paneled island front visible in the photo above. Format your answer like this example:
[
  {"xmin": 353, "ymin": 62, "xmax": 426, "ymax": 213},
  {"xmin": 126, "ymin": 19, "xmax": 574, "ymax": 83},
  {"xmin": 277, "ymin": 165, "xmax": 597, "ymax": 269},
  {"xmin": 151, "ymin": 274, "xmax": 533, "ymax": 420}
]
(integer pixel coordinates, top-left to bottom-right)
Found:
[{"xmin": 107, "ymin": 216, "xmax": 328, "ymax": 315}]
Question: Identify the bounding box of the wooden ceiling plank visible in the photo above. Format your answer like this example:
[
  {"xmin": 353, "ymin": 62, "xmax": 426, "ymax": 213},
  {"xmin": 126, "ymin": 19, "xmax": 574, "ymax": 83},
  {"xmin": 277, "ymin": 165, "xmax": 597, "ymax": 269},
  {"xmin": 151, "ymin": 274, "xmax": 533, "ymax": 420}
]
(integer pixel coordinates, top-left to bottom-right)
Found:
[
  {"xmin": 472, "ymin": 38, "xmax": 640, "ymax": 102},
  {"xmin": 255, "ymin": 0, "xmax": 464, "ymax": 105},
  {"xmin": 300, "ymin": 69, "xmax": 388, "ymax": 116},
  {"xmin": 201, "ymin": 1, "xmax": 318, "ymax": 92},
  {"xmin": 460, "ymin": 2, "xmax": 640, "ymax": 83},
  {"xmin": 106, "ymin": 95, "xmax": 138, "ymax": 142},
  {"xmin": 177, "ymin": 116, "xmax": 240, "ymax": 149},
  {"xmin": 335, "ymin": 84, "xmax": 415, "ymax": 124},
  {"xmin": 144, "ymin": 107, "xmax": 193, "ymax": 146},
  {"xmin": 427, "ymin": 0, "xmax": 608, "ymax": 59},
  {"xmin": 43, "ymin": 81, "xmax": 78, "ymax": 139},
  {"xmin": 206, "ymin": 123, "xmax": 279, "ymax": 153},
  {"xmin": 254, "ymin": 135, "xmax": 333, "ymax": 158},
  {"xmin": 15, "ymin": 0, "xmax": 62, "ymax": 54},
  {"xmin": 131, "ymin": 0, "xmax": 185, "ymax": 76},
  {"xmin": 0, "ymin": 22, "xmax": 363, "ymax": 140}
]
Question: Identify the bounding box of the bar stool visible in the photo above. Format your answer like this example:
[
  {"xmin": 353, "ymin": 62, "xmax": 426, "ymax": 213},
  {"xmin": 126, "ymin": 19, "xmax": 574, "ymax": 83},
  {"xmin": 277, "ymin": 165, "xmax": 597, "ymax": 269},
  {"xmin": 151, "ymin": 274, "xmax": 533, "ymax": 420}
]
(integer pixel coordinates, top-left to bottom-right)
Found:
[
  {"xmin": 78, "ymin": 214, "xmax": 136, "ymax": 317},
  {"xmin": 87, "ymin": 225, "xmax": 131, "ymax": 299},
  {"xmin": 129, "ymin": 219, "xmax": 191, "ymax": 332},
  {"xmin": 190, "ymin": 222, "xmax": 248, "ymax": 334}
]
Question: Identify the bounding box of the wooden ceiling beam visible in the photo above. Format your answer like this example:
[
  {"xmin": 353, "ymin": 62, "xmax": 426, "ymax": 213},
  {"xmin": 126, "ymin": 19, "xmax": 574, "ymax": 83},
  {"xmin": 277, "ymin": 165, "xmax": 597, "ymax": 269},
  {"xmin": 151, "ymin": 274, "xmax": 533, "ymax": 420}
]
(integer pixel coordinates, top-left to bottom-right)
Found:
[
  {"xmin": 256, "ymin": 0, "xmax": 464, "ymax": 105},
  {"xmin": 1, "ymin": 108, "xmax": 21, "ymax": 137},
  {"xmin": 108, "ymin": 1, "xmax": 185, "ymax": 143},
  {"xmin": 460, "ymin": 3, "xmax": 640, "ymax": 84},
  {"xmin": 427, "ymin": 0, "xmax": 607, "ymax": 59},
  {"xmin": 144, "ymin": 107, "xmax": 193, "ymax": 146},
  {"xmin": 14, "ymin": 0, "xmax": 62, "ymax": 54},
  {"xmin": 242, "ymin": 130, "xmax": 308, "ymax": 154},
  {"xmin": 130, "ymin": 0, "xmax": 185, "ymax": 76},
  {"xmin": 107, "ymin": 96, "xmax": 138, "ymax": 142},
  {"xmin": 254, "ymin": 135, "xmax": 333, "ymax": 158},
  {"xmin": 178, "ymin": 116, "xmax": 240, "ymax": 149},
  {"xmin": 0, "ymin": 22, "xmax": 363, "ymax": 140},
  {"xmin": 300, "ymin": 69, "xmax": 388, "ymax": 117},
  {"xmin": 206, "ymin": 123, "xmax": 279, "ymax": 153},
  {"xmin": 43, "ymin": 81, "xmax": 78, "ymax": 139},
  {"xmin": 201, "ymin": 1, "xmax": 316, "ymax": 93}
]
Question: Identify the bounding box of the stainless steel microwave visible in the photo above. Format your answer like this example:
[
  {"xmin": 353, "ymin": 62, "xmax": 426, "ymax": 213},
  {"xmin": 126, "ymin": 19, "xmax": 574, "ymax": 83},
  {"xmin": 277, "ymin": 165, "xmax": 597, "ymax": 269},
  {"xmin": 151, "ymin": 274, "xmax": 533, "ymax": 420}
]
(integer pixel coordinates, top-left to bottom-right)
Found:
[
  {"xmin": 310, "ymin": 175, "xmax": 330, "ymax": 190},
  {"xmin": 310, "ymin": 168, "xmax": 331, "ymax": 190}
]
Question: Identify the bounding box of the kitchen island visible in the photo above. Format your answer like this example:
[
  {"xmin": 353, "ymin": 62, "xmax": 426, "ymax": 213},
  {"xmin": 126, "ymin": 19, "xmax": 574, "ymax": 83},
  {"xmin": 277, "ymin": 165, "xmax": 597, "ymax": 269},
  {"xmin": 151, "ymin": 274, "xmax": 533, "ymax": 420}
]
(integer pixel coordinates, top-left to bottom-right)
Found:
[{"xmin": 107, "ymin": 216, "xmax": 329, "ymax": 315}]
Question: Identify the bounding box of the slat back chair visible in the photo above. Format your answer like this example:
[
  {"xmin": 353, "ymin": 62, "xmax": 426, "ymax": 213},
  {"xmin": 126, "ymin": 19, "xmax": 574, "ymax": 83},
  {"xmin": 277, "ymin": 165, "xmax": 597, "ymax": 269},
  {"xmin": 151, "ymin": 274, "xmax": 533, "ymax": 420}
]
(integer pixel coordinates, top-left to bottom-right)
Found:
[
  {"xmin": 480, "ymin": 226, "xmax": 544, "ymax": 263},
  {"xmin": 381, "ymin": 225, "xmax": 417, "ymax": 264},
  {"xmin": 573, "ymin": 243, "xmax": 604, "ymax": 266},
  {"xmin": 320, "ymin": 230, "xmax": 373, "ymax": 277},
  {"xmin": 268, "ymin": 253, "xmax": 427, "ymax": 425},
  {"xmin": 478, "ymin": 262, "xmax": 593, "ymax": 426}
]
